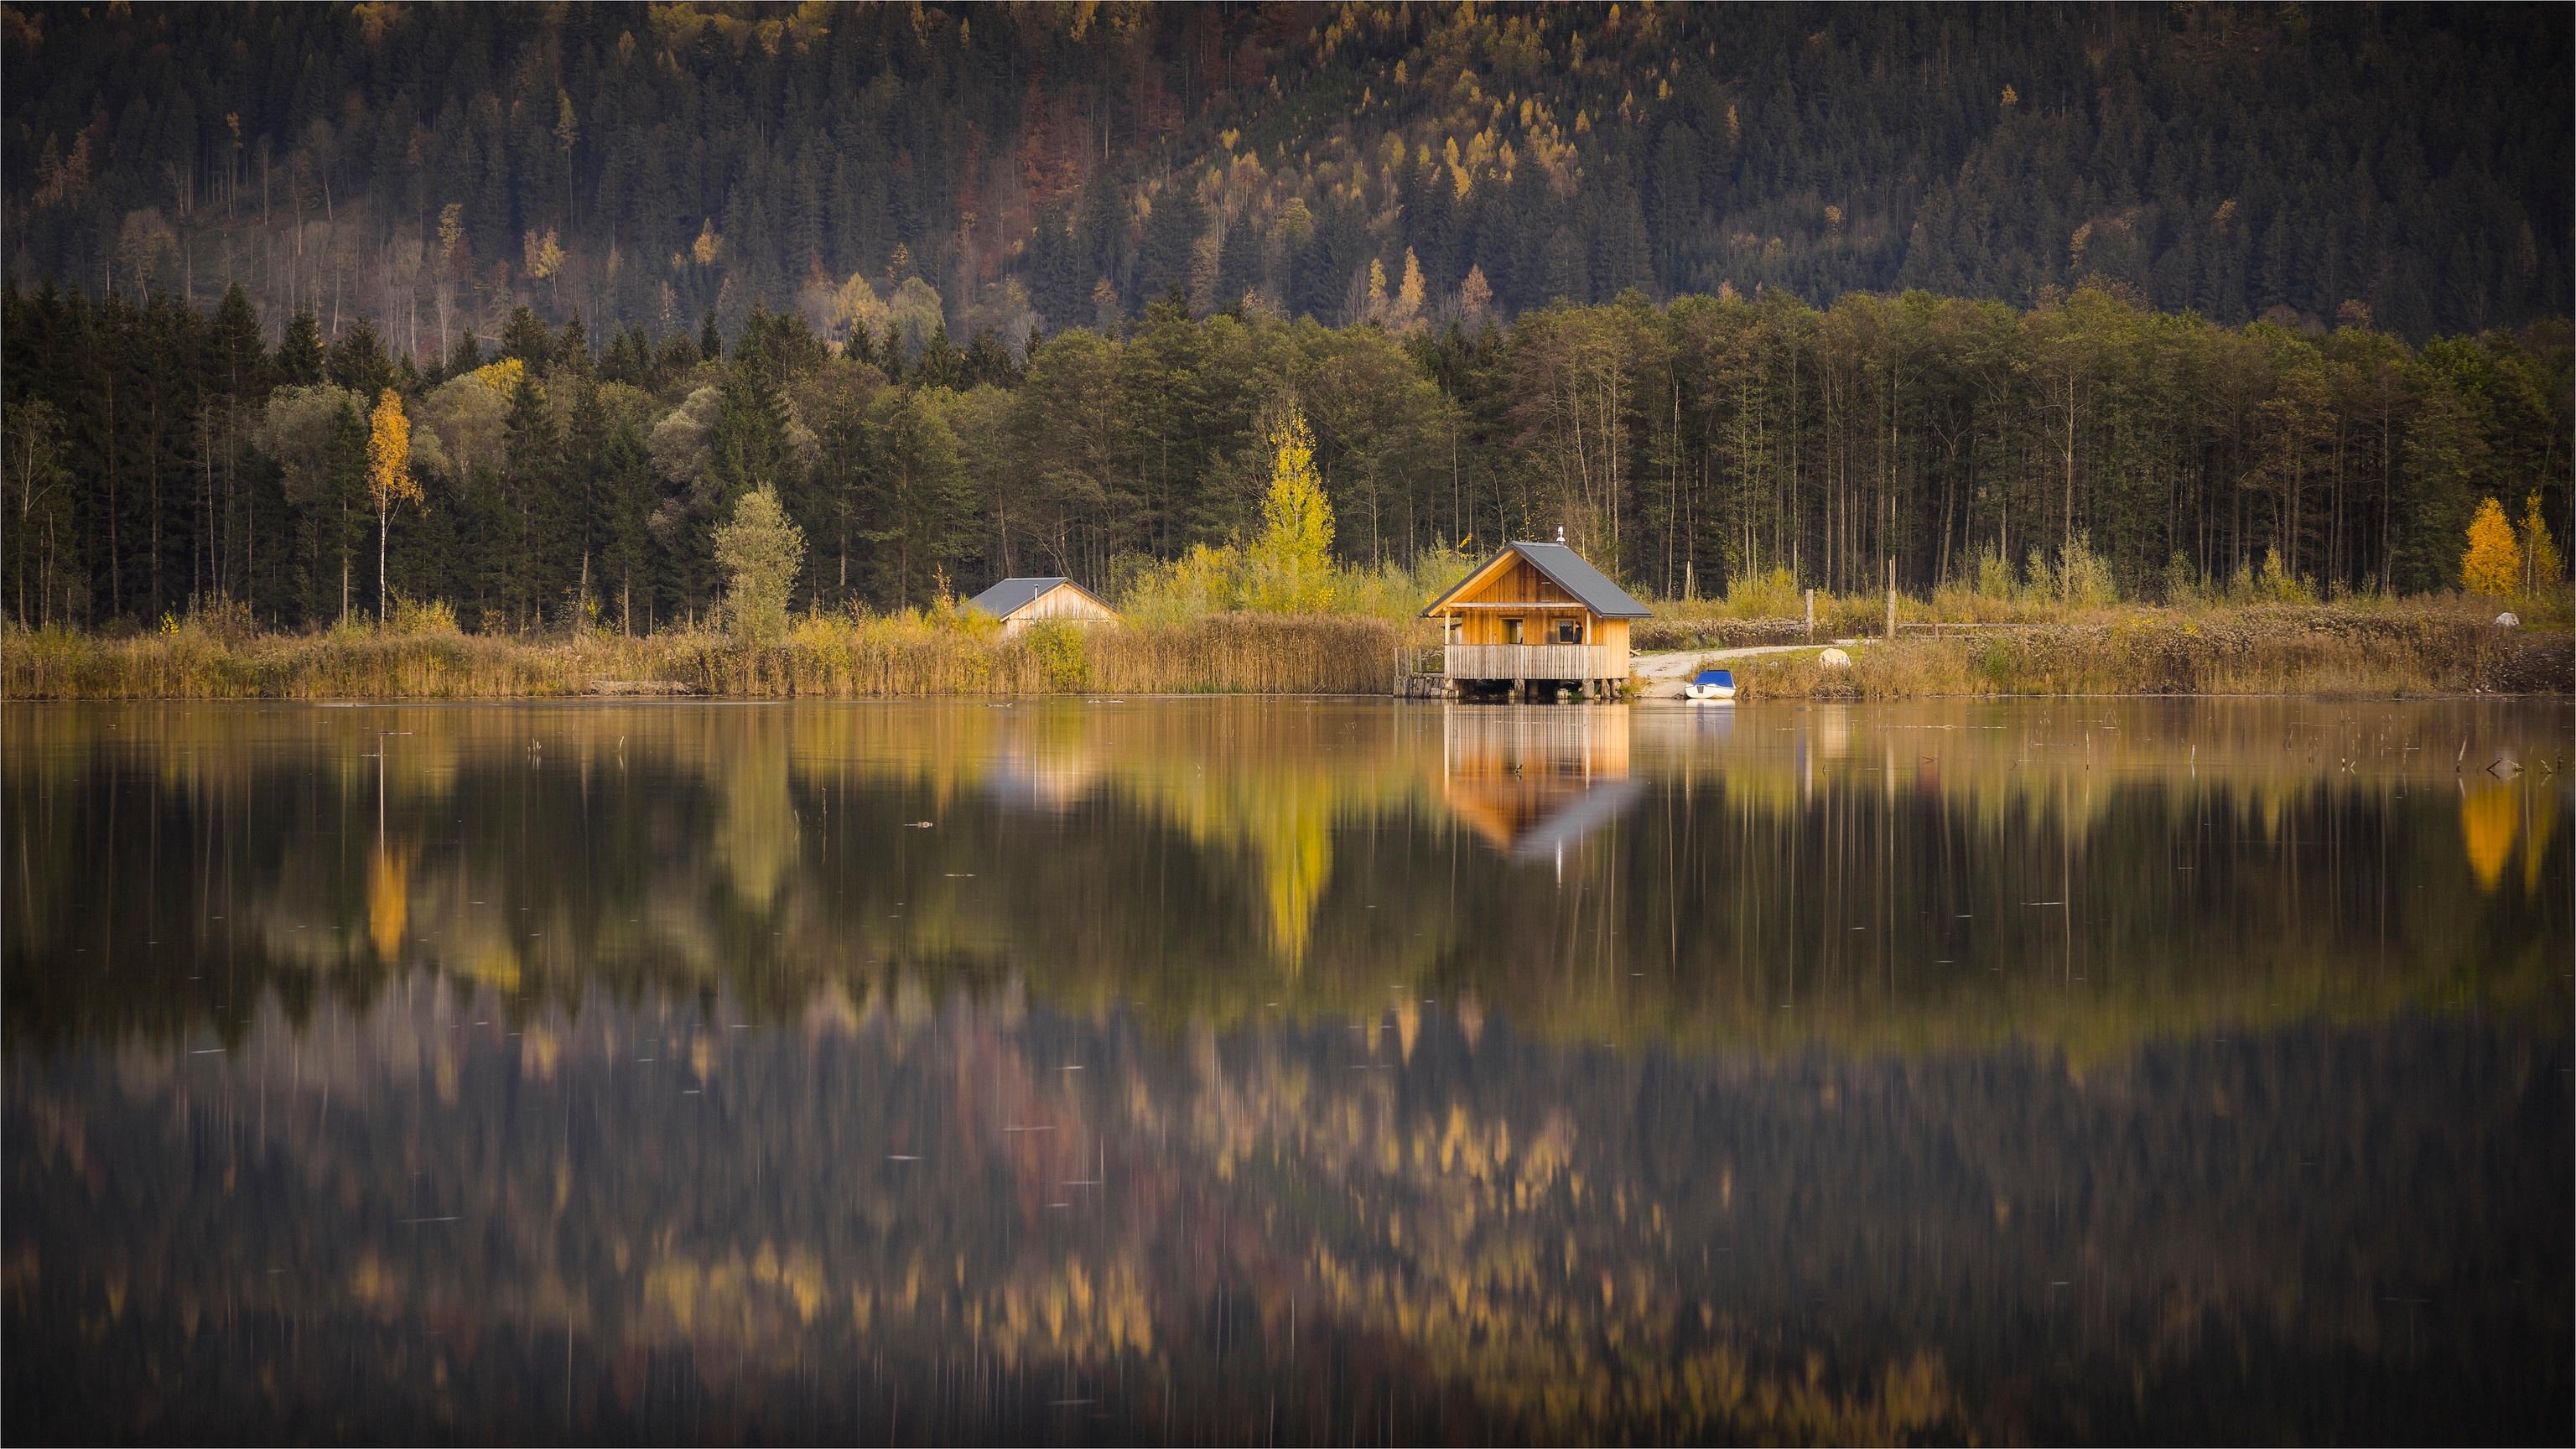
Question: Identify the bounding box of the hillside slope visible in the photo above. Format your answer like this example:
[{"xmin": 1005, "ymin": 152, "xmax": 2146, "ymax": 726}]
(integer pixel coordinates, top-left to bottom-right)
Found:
[{"xmin": 4, "ymin": 3, "xmax": 2568, "ymax": 349}]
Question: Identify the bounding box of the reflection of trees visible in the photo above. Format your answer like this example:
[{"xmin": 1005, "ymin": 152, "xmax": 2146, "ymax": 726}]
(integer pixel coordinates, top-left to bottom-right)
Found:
[
  {"xmin": 6, "ymin": 983, "xmax": 2566, "ymax": 1442},
  {"xmin": 5, "ymin": 700, "xmax": 2565, "ymax": 1058},
  {"xmin": 5, "ymin": 699, "xmax": 2569, "ymax": 1441}
]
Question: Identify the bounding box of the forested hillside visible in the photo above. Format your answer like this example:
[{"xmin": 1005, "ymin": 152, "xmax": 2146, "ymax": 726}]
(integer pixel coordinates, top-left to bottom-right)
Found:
[
  {"xmin": 4, "ymin": 3, "xmax": 2568, "ymax": 348},
  {"xmin": 5, "ymin": 279, "xmax": 2566, "ymax": 632},
  {"xmin": 4, "ymin": 3, "xmax": 2569, "ymax": 635}
]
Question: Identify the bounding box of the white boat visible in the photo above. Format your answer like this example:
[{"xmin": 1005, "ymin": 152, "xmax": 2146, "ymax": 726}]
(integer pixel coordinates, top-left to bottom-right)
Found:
[{"xmin": 1685, "ymin": 667, "xmax": 1736, "ymax": 701}]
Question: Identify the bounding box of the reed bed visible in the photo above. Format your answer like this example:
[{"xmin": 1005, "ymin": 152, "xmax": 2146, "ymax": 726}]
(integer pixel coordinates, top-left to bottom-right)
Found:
[
  {"xmin": 1731, "ymin": 606, "xmax": 2571, "ymax": 699},
  {"xmin": 1, "ymin": 613, "xmax": 1418, "ymax": 700}
]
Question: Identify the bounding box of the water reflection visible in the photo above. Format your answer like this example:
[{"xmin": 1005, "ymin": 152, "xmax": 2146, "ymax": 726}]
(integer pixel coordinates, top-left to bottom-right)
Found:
[
  {"xmin": 1441, "ymin": 706, "xmax": 1644, "ymax": 864},
  {"xmin": 4, "ymin": 699, "xmax": 2569, "ymax": 1442}
]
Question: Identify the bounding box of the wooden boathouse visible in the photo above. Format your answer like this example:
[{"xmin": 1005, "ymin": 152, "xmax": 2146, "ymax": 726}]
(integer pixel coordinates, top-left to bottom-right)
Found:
[{"xmin": 1418, "ymin": 535, "xmax": 1649, "ymax": 699}]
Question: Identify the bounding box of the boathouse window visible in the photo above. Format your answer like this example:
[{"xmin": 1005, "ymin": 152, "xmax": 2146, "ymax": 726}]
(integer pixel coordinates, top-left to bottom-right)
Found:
[
  {"xmin": 1554, "ymin": 619, "xmax": 1581, "ymax": 644},
  {"xmin": 1504, "ymin": 618, "xmax": 1524, "ymax": 644}
]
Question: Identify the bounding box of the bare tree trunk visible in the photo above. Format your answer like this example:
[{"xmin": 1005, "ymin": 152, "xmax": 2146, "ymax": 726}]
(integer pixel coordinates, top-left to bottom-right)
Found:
[
  {"xmin": 105, "ymin": 377, "xmax": 121, "ymax": 615},
  {"xmin": 148, "ymin": 393, "xmax": 164, "ymax": 618},
  {"xmin": 2062, "ymin": 375, "xmax": 2076, "ymax": 550}
]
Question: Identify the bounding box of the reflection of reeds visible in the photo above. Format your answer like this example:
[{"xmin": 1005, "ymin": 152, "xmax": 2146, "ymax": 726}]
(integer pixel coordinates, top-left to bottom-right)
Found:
[{"xmin": 1, "ymin": 615, "xmax": 1415, "ymax": 699}]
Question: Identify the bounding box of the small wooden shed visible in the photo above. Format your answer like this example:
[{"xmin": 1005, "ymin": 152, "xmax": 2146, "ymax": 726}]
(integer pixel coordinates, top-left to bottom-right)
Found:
[
  {"xmin": 1420, "ymin": 538, "xmax": 1649, "ymax": 698},
  {"xmin": 963, "ymin": 577, "xmax": 1119, "ymax": 636}
]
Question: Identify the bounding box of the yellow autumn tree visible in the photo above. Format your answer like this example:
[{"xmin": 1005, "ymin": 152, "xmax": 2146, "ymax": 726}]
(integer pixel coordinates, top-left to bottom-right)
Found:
[
  {"xmin": 1389, "ymin": 247, "xmax": 1426, "ymax": 333},
  {"xmin": 2459, "ymin": 496, "xmax": 2521, "ymax": 595},
  {"xmin": 366, "ymin": 388, "xmax": 422, "ymax": 621},
  {"xmin": 1458, "ymin": 264, "xmax": 1493, "ymax": 322},
  {"xmin": 522, "ymin": 227, "xmax": 564, "ymax": 280},
  {"xmin": 2519, "ymin": 491, "xmax": 2563, "ymax": 595},
  {"xmin": 1249, "ymin": 402, "xmax": 1334, "ymax": 612}
]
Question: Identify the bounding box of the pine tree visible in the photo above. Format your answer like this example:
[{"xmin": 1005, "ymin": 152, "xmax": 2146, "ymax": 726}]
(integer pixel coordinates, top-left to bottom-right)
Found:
[
  {"xmin": 275, "ymin": 309, "xmax": 325, "ymax": 387},
  {"xmin": 498, "ymin": 305, "xmax": 553, "ymax": 368},
  {"xmin": 555, "ymin": 312, "xmax": 592, "ymax": 375},
  {"xmin": 600, "ymin": 416, "xmax": 656, "ymax": 632},
  {"xmin": 444, "ymin": 327, "xmax": 484, "ymax": 382},
  {"xmin": 326, "ymin": 318, "xmax": 395, "ymax": 398},
  {"xmin": 960, "ymin": 330, "xmax": 1017, "ymax": 388},
  {"xmin": 497, "ymin": 373, "xmax": 557, "ymax": 628},
  {"xmin": 914, "ymin": 324, "xmax": 963, "ymax": 389}
]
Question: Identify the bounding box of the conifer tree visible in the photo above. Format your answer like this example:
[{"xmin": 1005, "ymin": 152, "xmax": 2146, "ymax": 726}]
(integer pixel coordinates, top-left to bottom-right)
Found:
[{"xmin": 275, "ymin": 309, "xmax": 325, "ymax": 387}]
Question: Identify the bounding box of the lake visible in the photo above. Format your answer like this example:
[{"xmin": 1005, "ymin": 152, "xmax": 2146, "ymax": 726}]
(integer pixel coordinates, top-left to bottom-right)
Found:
[{"xmin": 4, "ymin": 697, "xmax": 2568, "ymax": 1444}]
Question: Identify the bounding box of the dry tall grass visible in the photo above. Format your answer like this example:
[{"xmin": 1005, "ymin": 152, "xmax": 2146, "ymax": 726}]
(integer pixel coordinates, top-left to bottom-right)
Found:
[
  {"xmin": 1730, "ymin": 606, "xmax": 2571, "ymax": 699},
  {"xmin": 1, "ymin": 612, "xmax": 1417, "ymax": 699}
]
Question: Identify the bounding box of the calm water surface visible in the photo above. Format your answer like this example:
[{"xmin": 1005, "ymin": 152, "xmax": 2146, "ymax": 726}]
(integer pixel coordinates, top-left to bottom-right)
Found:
[{"xmin": 5, "ymin": 698, "xmax": 2569, "ymax": 1444}]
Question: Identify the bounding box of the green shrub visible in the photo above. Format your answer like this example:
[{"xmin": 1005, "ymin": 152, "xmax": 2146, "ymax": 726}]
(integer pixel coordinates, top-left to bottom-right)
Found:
[
  {"xmin": 2257, "ymin": 545, "xmax": 2317, "ymax": 605},
  {"xmin": 1723, "ymin": 565, "xmax": 1802, "ymax": 616},
  {"xmin": 2055, "ymin": 533, "xmax": 2119, "ymax": 608},
  {"xmin": 1024, "ymin": 621, "xmax": 1090, "ymax": 689},
  {"xmin": 2162, "ymin": 552, "xmax": 2201, "ymax": 605},
  {"xmin": 387, "ymin": 595, "xmax": 462, "ymax": 636},
  {"xmin": 1971, "ymin": 542, "xmax": 2016, "ymax": 600}
]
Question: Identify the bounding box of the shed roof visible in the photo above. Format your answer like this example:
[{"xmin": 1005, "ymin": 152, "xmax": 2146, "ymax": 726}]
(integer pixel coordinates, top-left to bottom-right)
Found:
[
  {"xmin": 963, "ymin": 577, "xmax": 1114, "ymax": 619},
  {"xmin": 1420, "ymin": 541, "xmax": 1651, "ymax": 619}
]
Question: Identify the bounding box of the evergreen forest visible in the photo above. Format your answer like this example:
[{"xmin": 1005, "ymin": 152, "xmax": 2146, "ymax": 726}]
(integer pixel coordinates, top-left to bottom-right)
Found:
[{"xmin": 1, "ymin": 2, "xmax": 2569, "ymax": 630}]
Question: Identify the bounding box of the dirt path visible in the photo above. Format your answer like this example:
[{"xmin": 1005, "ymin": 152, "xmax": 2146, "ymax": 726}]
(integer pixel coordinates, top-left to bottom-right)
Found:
[{"xmin": 1628, "ymin": 642, "xmax": 1865, "ymax": 699}]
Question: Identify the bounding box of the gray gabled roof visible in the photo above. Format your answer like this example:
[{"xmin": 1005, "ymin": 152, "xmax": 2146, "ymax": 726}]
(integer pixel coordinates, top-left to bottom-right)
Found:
[
  {"xmin": 963, "ymin": 577, "xmax": 1070, "ymax": 618},
  {"xmin": 963, "ymin": 576, "xmax": 1116, "ymax": 620},
  {"xmin": 1420, "ymin": 541, "xmax": 1651, "ymax": 619},
  {"xmin": 1510, "ymin": 777, "xmax": 1647, "ymax": 864}
]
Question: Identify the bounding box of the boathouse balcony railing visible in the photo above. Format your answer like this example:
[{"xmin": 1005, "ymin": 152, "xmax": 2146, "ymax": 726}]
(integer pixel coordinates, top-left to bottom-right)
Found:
[{"xmin": 1439, "ymin": 643, "xmax": 1624, "ymax": 680}]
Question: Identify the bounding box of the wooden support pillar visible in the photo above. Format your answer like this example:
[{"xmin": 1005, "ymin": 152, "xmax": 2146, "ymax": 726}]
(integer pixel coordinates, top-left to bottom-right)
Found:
[
  {"xmin": 1884, "ymin": 557, "xmax": 1897, "ymax": 641},
  {"xmin": 1804, "ymin": 588, "xmax": 1815, "ymax": 640}
]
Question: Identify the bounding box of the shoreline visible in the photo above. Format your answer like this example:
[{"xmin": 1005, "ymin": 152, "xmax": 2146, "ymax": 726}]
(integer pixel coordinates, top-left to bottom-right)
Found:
[{"xmin": 4, "ymin": 606, "xmax": 2567, "ymax": 703}]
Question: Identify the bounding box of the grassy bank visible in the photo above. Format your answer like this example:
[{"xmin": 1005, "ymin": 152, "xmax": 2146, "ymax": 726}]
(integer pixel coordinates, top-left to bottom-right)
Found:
[
  {"xmin": 1725, "ymin": 605, "xmax": 2573, "ymax": 699},
  {"xmin": 1, "ymin": 613, "xmax": 1411, "ymax": 700},
  {"xmin": 8, "ymin": 597, "xmax": 2566, "ymax": 701}
]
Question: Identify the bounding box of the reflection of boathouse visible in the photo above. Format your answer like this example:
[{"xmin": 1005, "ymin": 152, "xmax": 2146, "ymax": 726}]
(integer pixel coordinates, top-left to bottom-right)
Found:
[
  {"xmin": 983, "ymin": 714, "xmax": 1107, "ymax": 813},
  {"xmin": 1441, "ymin": 706, "xmax": 1642, "ymax": 862}
]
